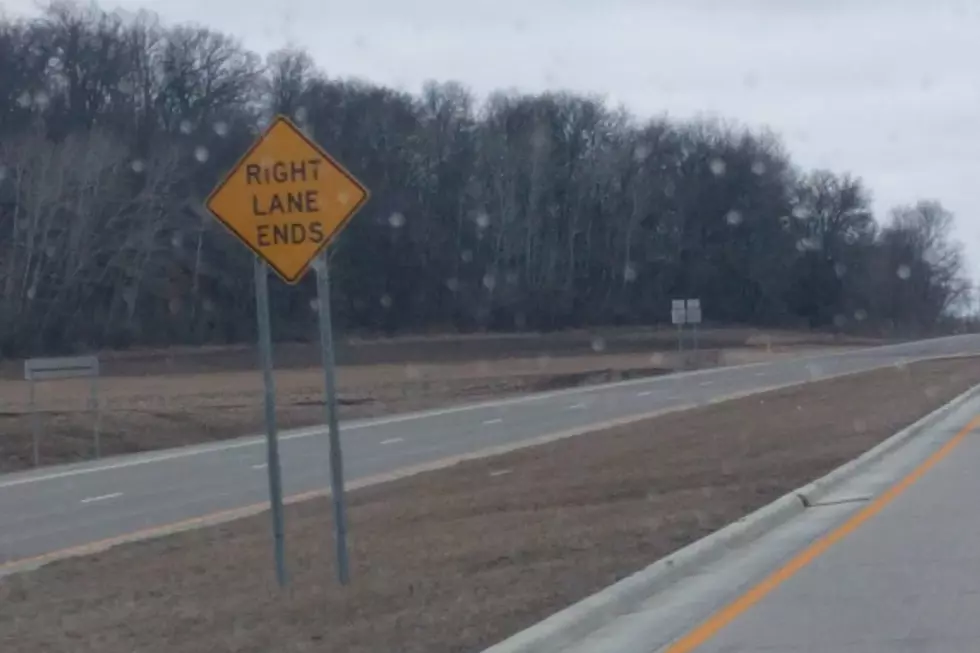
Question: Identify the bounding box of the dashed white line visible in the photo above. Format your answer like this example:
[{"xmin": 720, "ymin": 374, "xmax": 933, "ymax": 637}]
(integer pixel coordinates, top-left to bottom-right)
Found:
[
  {"xmin": 251, "ymin": 463, "xmax": 267, "ymax": 470},
  {"xmin": 380, "ymin": 437, "xmax": 405, "ymax": 445},
  {"xmin": 80, "ymin": 492, "xmax": 122, "ymax": 504},
  {"xmin": 482, "ymin": 418, "xmax": 503, "ymax": 425},
  {"xmin": 637, "ymin": 390, "xmax": 654, "ymax": 397},
  {"xmin": 489, "ymin": 469, "xmax": 512, "ymax": 477},
  {"xmin": 699, "ymin": 380, "xmax": 714, "ymax": 387},
  {"xmin": 568, "ymin": 402, "xmax": 588, "ymax": 410}
]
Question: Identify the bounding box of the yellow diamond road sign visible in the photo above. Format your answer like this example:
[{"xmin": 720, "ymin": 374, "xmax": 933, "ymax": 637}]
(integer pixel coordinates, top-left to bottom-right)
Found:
[{"xmin": 205, "ymin": 115, "xmax": 369, "ymax": 284}]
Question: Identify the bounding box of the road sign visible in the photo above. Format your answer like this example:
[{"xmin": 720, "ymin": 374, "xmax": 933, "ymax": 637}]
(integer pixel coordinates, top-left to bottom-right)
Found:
[
  {"xmin": 671, "ymin": 299, "xmax": 687, "ymax": 326},
  {"xmin": 686, "ymin": 298, "xmax": 702, "ymax": 324},
  {"xmin": 205, "ymin": 115, "xmax": 369, "ymax": 284}
]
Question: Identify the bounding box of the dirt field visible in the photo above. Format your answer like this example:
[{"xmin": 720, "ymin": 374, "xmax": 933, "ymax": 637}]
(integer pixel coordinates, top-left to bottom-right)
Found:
[
  {"xmin": 0, "ymin": 327, "xmax": 872, "ymax": 472},
  {"xmin": 1, "ymin": 356, "xmax": 975, "ymax": 653}
]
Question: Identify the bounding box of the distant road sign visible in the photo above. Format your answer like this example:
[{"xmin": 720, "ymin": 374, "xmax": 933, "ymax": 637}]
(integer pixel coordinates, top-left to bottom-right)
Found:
[
  {"xmin": 686, "ymin": 298, "xmax": 702, "ymax": 324},
  {"xmin": 671, "ymin": 299, "xmax": 686, "ymax": 326},
  {"xmin": 205, "ymin": 115, "xmax": 369, "ymax": 284}
]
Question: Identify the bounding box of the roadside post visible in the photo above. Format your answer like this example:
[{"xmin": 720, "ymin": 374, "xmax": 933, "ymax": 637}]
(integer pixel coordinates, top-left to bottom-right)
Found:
[
  {"xmin": 205, "ymin": 115, "xmax": 369, "ymax": 587},
  {"xmin": 24, "ymin": 355, "xmax": 101, "ymax": 466},
  {"xmin": 686, "ymin": 298, "xmax": 702, "ymax": 353},
  {"xmin": 671, "ymin": 299, "xmax": 686, "ymax": 353}
]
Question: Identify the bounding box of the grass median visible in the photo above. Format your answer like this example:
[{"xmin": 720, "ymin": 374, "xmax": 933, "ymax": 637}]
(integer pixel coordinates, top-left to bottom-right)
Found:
[{"xmin": 2, "ymin": 356, "xmax": 978, "ymax": 653}]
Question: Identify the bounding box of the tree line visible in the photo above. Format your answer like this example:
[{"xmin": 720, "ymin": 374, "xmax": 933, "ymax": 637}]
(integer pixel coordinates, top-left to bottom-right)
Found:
[{"xmin": 0, "ymin": 2, "xmax": 971, "ymax": 356}]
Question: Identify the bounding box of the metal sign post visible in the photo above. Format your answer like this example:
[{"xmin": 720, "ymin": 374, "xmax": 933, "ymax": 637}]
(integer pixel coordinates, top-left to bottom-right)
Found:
[
  {"xmin": 314, "ymin": 254, "xmax": 351, "ymax": 585},
  {"xmin": 24, "ymin": 355, "xmax": 101, "ymax": 466},
  {"xmin": 254, "ymin": 258, "xmax": 288, "ymax": 588},
  {"xmin": 205, "ymin": 113, "xmax": 369, "ymax": 587},
  {"xmin": 671, "ymin": 299, "xmax": 686, "ymax": 353},
  {"xmin": 686, "ymin": 299, "xmax": 702, "ymax": 352}
]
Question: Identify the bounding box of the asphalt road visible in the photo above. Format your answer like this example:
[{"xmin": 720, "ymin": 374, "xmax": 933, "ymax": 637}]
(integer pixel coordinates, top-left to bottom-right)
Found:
[
  {"xmin": 562, "ymin": 351, "xmax": 980, "ymax": 653},
  {"xmin": 2, "ymin": 334, "xmax": 979, "ymax": 568}
]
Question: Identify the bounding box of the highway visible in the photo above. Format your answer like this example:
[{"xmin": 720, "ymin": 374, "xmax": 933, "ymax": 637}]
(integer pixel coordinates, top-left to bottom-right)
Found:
[
  {"xmin": 561, "ymin": 352, "xmax": 980, "ymax": 653},
  {"xmin": 2, "ymin": 334, "xmax": 979, "ymax": 570}
]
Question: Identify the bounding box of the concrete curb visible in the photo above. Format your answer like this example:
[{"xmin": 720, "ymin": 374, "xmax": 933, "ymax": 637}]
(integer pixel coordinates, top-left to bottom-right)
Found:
[{"xmin": 482, "ymin": 380, "xmax": 980, "ymax": 653}]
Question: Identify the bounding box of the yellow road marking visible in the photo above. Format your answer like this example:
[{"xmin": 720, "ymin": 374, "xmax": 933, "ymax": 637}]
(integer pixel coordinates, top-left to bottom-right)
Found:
[{"xmin": 663, "ymin": 413, "xmax": 980, "ymax": 653}]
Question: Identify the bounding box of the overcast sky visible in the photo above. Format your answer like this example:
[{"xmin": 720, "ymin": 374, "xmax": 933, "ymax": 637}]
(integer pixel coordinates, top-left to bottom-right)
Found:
[{"xmin": 9, "ymin": 0, "xmax": 980, "ymax": 274}]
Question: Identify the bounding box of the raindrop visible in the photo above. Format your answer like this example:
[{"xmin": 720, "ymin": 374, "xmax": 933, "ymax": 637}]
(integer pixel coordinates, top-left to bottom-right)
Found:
[
  {"xmin": 380, "ymin": 294, "xmax": 393, "ymax": 309},
  {"xmin": 309, "ymin": 298, "xmax": 320, "ymax": 313},
  {"xmin": 337, "ymin": 192, "xmax": 350, "ymax": 205},
  {"xmin": 779, "ymin": 215, "xmax": 791, "ymax": 230},
  {"xmin": 833, "ymin": 262, "xmax": 847, "ymax": 278},
  {"xmin": 843, "ymin": 230, "xmax": 859, "ymax": 245},
  {"xmin": 404, "ymin": 364, "xmax": 422, "ymax": 380},
  {"xmin": 445, "ymin": 277, "xmax": 460, "ymax": 292},
  {"xmin": 460, "ymin": 250, "xmax": 474, "ymax": 263},
  {"xmin": 853, "ymin": 309, "xmax": 868, "ymax": 322},
  {"xmin": 213, "ymin": 121, "xmax": 229, "ymax": 137},
  {"xmin": 33, "ymin": 91, "xmax": 49, "ymax": 110},
  {"xmin": 202, "ymin": 299, "xmax": 215, "ymax": 313},
  {"xmin": 179, "ymin": 120, "xmax": 193, "ymax": 135},
  {"xmin": 168, "ymin": 297, "xmax": 181, "ymax": 314},
  {"xmin": 832, "ymin": 314, "xmax": 846, "ymax": 328},
  {"xmin": 130, "ymin": 159, "xmax": 145, "ymax": 173},
  {"xmin": 0, "ymin": 165, "xmax": 7, "ymax": 181},
  {"xmin": 26, "ymin": 286, "xmax": 36, "ymax": 300},
  {"xmin": 170, "ymin": 234, "xmax": 182, "ymax": 249},
  {"xmin": 474, "ymin": 211, "xmax": 490, "ymax": 229},
  {"xmin": 896, "ymin": 265, "xmax": 912, "ymax": 280},
  {"xmin": 623, "ymin": 263, "xmax": 637, "ymax": 282},
  {"xmin": 709, "ymin": 158, "xmax": 727, "ymax": 176},
  {"xmin": 791, "ymin": 205, "xmax": 808, "ymax": 220},
  {"xmin": 388, "ymin": 212, "xmax": 405, "ymax": 228},
  {"xmin": 591, "ymin": 336, "xmax": 606, "ymax": 352},
  {"xmin": 530, "ymin": 124, "xmax": 549, "ymax": 151},
  {"xmin": 505, "ymin": 271, "xmax": 520, "ymax": 285},
  {"xmin": 482, "ymin": 274, "xmax": 497, "ymax": 291},
  {"xmin": 535, "ymin": 354, "xmax": 551, "ymax": 370},
  {"xmin": 924, "ymin": 386, "xmax": 939, "ymax": 399},
  {"xmin": 294, "ymin": 106, "xmax": 309, "ymax": 123},
  {"xmin": 750, "ymin": 160, "xmax": 766, "ymax": 175},
  {"xmin": 649, "ymin": 352, "xmax": 666, "ymax": 366},
  {"xmin": 45, "ymin": 244, "xmax": 56, "ymax": 258},
  {"xmin": 633, "ymin": 144, "xmax": 651, "ymax": 163},
  {"xmin": 194, "ymin": 146, "xmax": 209, "ymax": 163},
  {"xmin": 16, "ymin": 92, "xmax": 31, "ymax": 108},
  {"xmin": 725, "ymin": 210, "xmax": 743, "ymax": 226}
]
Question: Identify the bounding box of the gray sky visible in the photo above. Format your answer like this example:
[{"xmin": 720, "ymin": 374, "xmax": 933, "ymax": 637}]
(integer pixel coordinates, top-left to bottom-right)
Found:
[{"xmin": 10, "ymin": 0, "xmax": 980, "ymax": 274}]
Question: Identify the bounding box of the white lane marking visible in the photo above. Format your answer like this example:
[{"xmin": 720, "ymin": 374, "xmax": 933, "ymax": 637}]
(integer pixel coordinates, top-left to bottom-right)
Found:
[
  {"xmin": 699, "ymin": 380, "xmax": 713, "ymax": 386},
  {"xmin": 80, "ymin": 492, "xmax": 122, "ymax": 504},
  {"xmin": 0, "ymin": 337, "xmax": 962, "ymax": 490},
  {"xmin": 251, "ymin": 463, "xmax": 267, "ymax": 470},
  {"xmin": 489, "ymin": 469, "xmax": 512, "ymax": 477},
  {"xmin": 568, "ymin": 402, "xmax": 588, "ymax": 410},
  {"xmin": 482, "ymin": 418, "xmax": 503, "ymax": 425},
  {"xmin": 637, "ymin": 390, "xmax": 654, "ymax": 397},
  {"xmin": 380, "ymin": 437, "xmax": 404, "ymax": 445}
]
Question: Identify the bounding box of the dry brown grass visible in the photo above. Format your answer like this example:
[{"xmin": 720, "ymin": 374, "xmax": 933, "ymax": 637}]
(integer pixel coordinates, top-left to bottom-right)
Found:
[{"xmin": 1, "ymin": 357, "xmax": 976, "ymax": 653}]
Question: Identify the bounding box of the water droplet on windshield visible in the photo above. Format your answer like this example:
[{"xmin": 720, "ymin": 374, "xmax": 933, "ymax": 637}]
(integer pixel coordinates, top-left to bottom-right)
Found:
[
  {"xmin": 833, "ymin": 314, "xmax": 846, "ymax": 328},
  {"xmin": 388, "ymin": 212, "xmax": 405, "ymax": 228},
  {"xmin": 179, "ymin": 120, "xmax": 193, "ymax": 135},
  {"xmin": 0, "ymin": 165, "xmax": 7, "ymax": 181},
  {"xmin": 130, "ymin": 159, "xmax": 145, "ymax": 173},
  {"xmin": 751, "ymin": 161, "xmax": 766, "ymax": 175},
  {"xmin": 623, "ymin": 263, "xmax": 637, "ymax": 282},
  {"xmin": 475, "ymin": 211, "xmax": 490, "ymax": 229},
  {"xmin": 896, "ymin": 265, "xmax": 912, "ymax": 280},
  {"xmin": 446, "ymin": 277, "xmax": 459, "ymax": 292},
  {"xmin": 294, "ymin": 107, "xmax": 309, "ymax": 123},
  {"xmin": 213, "ymin": 121, "xmax": 229, "ymax": 137},
  {"xmin": 709, "ymin": 158, "xmax": 726, "ymax": 176},
  {"xmin": 194, "ymin": 146, "xmax": 209, "ymax": 163},
  {"xmin": 791, "ymin": 206, "xmax": 808, "ymax": 220},
  {"xmin": 725, "ymin": 210, "xmax": 743, "ymax": 226},
  {"xmin": 834, "ymin": 262, "xmax": 847, "ymax": 278},
  {"xmin": 482, "ymin": 274, "xmax": 497, "ymax": 291},
  {"xmin": 591, "ymin": 337, "xmax": 606, "ymax": 352},
  {"xmin": 380, "ymin": 294, "xmax": 393, "ymax": 308},
  {"xmin": 854, "ymin": 309, "xmax": 868, "ymax": 322},
  {"xmin": 461, "ymin": 250, "xmax": 474, "ymax": 263}
]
